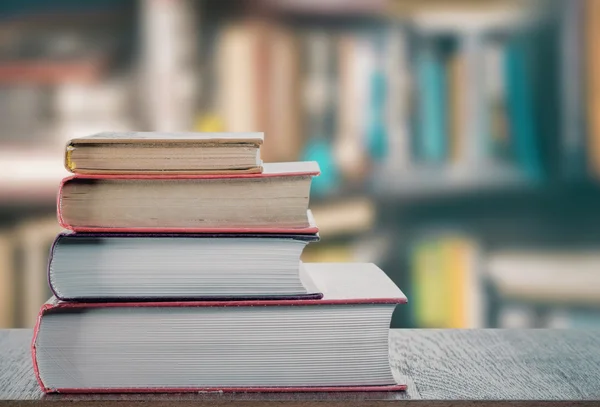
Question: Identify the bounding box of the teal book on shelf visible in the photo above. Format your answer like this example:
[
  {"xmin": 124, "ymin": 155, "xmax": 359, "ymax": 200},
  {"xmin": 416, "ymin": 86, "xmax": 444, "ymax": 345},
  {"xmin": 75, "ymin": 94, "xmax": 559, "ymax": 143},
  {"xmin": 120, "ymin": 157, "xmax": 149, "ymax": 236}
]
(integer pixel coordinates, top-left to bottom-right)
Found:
[
  {"xmin": 504, "ymin": 39, "xmax": 543, "ymax": 180},
  {"xmin": 416, "ymin": 43, "xmax": 447, "ymax": 163}
]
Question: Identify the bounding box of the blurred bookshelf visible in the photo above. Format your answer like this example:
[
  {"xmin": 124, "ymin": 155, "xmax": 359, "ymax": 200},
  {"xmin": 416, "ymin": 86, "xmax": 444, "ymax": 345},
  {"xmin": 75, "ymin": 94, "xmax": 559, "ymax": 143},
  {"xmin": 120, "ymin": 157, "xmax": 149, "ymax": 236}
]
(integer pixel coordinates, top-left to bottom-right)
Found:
[{"xmin": 1, "ymin": 0, "xmax": 599, "ymax": 329}]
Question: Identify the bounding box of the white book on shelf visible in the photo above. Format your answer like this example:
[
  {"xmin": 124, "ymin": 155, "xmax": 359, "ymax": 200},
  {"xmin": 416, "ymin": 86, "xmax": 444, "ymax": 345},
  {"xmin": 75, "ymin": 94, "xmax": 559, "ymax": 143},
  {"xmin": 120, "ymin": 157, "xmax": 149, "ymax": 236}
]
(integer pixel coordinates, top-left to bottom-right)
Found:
[{"xmin": 384, "ymin": 26, "xmax": 412, "ymax": 172}]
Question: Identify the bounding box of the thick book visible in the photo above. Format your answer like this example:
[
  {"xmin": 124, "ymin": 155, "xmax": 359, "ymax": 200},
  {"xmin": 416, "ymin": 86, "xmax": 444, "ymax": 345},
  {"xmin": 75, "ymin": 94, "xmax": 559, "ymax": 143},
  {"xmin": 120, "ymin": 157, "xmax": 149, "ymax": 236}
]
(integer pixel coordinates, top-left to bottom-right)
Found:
[
  {"xmin": 57, "ymin": 162, "xmax": 320, "ymax": 233},
  {"xmin": 65, "ymin": 132, "xmax": 264, "ymax": 175},
  {"xmin": 48, "ymin": 232, "xmax": 321, "ymax": 301},
  {"xmin": 32, "ymin": 263, "xmax": 407, "ymax": 393}
]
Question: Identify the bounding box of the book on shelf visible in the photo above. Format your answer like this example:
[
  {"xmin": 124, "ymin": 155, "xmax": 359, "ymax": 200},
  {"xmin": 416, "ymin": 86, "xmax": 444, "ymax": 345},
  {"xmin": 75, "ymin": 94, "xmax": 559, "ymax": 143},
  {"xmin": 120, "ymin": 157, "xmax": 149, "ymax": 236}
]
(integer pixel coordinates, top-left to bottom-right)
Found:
[
  {"xmin": 216, "ymin": 20, "xmax": 302, "ymax": 163},
  {"xmin": 560, "ymin": 0, "xmax": 587, "ymax": 178},
  {"xmin": 383, "ymin": 25, "xmax": 412, "ymax": 171},
  {"xmin": 415, "ymin": 40, "xmax": 448, "ymax": 164},
  {"xmin": 334, "ymin": 32, "xmax": 370, "ymax": 180},
  {"xmin": 265, "ymin": 24, "xmax": 303, "ymax": 163},
  {"xmin": 65, "ymin": 132, "xmax": 264, "ymax": 174},
  {"xmin": 140, "ymin": 0, "xmax": 200, "ymax": 131},
  {"xmin": 0, "ymin": 232, "xmax": 14, "ymax": 328},
  {"xmin": 504, "ymin": 35, "xmax": 542, "ymax": 180},
  {"xmin": 484, "ymin": 40, "xmax": 511, "ymax": 163},
  {"xmin": 398, "ymin": 9, "xmax": 569, "ymax": 185},
  {"xmin": 300, "ymin": 30, "xmax": 339, "ymax": 195},
  {"xmin": 57, "ymin": 161, "xmax": 320, "ymax": 233},
  {"xmin": 411, "ymin": 234, "xmax": 482, "ymax": 328},
  {"xmin": 585, "ymin": 0, "xmax": 600, "ymax": 178},
  {"xmin": 48, "ymin": 232, "xmax": 321, "ymax": 301},
  {"xmin": 33, "ymin": 263, "xmax": 407, "ymax": 393},
  {"xmin": 460, "ymin": 33, "xmax": 487, "ymax": 166},
  {"xmin": 447, "ymin": 42, "xmax": 466, "ymax": 164}
]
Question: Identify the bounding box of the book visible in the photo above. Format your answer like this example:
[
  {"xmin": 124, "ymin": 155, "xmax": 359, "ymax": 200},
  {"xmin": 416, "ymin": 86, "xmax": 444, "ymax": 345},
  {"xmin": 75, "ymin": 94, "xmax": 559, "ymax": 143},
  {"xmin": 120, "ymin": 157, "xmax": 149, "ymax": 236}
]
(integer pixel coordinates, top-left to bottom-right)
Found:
[
  {"xmin": 33, "ymin": 263, "xmax": 407, "ymax": 393},
  {"xmin": 447, "ymin": 45, "xmax": 466, "ymax": 164},
  {"xmin": 264, "ymin": 24, "xmax": 303, "ymax": 162},
  {"xmin": 412, "ymin": 239, "xmax": 445, "ymax": 327},
  {"xmin": 383, "ymin": 26, "xmax": 411, "ymax": 172},
  {"xmin": 560, "ymin": 0, "xmax": 587, "ymax": 178},
  {"xmin": 65, "ymin": 132, "xmax": 264, "ymax": 175},
  {"xmin": 365, "ymin": 34, "xmax": 388, "ymax": 161},
  {"xmin": 334, "ymin": 33, "xmax": 369, "ymax": 180},
  {"xmin": 48, "ymin": 232, "xmax": 321, "ymax": 301},
  {"xmin": 504, "ymin": 36, "xmax": 542, "ymax": 180},
  {"xmin": 140, "ymin": 0, "xmax": 200, "ymax": 131},
  {"xmin": 415, "ymin": 41, "xmax": 447, "ymax": 163},
  {"xmin": 411, "ymin": 235, "xmax": 481, "ymax": 328},
  {"xmin": 216, "ymin": 20, "xmax": 302, "ymax": 163},
  {"xmin": 216, "ymin": 21, "xmax": 263, "ymax": 145},
  {"xmin": 484, "ymin": 41, "xmax": 511, "ymax": 163},
  {"xmin": 0, "ymin": 232, "xmax": 14, "ymax": 328},
  {"xmin": 57, "ymin": 161, "xmax": 320, "ymax": 233},
  {"xmin": 585, "ymin": 0, "xmax": 600, "ymax": 177},
  {"xmin": 300, "ymin": 30, "xmax": 339, "ymax": 196},
  {"xmin": 461, "ymin": 34, "xmax": 487, "ymax": 165}
]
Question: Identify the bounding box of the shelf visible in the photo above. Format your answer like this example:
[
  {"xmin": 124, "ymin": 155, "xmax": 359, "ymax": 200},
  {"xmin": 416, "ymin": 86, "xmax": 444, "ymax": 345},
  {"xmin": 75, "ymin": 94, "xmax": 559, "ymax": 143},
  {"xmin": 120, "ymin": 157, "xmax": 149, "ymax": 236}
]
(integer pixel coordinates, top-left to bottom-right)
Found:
[{"xmin": 372, "ymin": 162, "xmax": 534, "ymax": 202}]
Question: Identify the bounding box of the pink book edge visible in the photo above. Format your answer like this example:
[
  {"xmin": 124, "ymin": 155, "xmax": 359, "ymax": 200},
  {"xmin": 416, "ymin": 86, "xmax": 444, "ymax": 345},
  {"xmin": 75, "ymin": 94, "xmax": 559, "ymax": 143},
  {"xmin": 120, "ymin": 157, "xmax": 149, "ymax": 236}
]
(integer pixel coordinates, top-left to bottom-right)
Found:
[{"xmin": 44, "ymin": 384, "xmax": 407, "ymax": 394}]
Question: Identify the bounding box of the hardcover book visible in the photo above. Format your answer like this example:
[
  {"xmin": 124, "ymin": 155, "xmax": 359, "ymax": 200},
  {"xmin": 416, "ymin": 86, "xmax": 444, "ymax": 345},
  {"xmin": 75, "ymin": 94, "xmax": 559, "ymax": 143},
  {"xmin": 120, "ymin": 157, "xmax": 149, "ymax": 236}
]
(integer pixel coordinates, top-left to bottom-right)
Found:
[
  {"xmin": 57, "ymin": 162, "xmax": 320, "ymax": 233},
  {"xmin": 65, "ymin": 132, "xmax": 264, "ymax": 174},
  {"xmin": 33, "ymin": 263, "xmax": 407, "ymax": 393},
  {"xmin": 48, "ymin": 232, "xmax": 321, "ymax": 301}
]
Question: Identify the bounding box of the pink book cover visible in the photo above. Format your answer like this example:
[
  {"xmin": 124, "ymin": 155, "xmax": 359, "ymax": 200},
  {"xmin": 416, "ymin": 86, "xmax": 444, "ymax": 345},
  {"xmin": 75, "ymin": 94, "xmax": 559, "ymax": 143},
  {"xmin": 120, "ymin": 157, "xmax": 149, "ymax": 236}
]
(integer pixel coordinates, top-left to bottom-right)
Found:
[
  {"xmin": 57, "ymin": 162, "xmax": 320, "ymax": 234},
  {"xmin": 32, "ymin": 263, "xmax": 408, "ymax": 394}
]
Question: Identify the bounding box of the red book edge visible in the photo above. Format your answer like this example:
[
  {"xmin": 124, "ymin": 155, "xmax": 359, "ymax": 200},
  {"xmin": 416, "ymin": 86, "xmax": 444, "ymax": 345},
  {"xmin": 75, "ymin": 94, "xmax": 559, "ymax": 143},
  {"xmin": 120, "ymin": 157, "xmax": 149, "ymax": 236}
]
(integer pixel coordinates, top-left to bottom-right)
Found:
[
  {"xmin": 56, "ymin": 173, "xmax": 320, "ymax": 233},
  {"xmin": 41, "ymin": 384, "xmax": 407, "ymax": 394},
  {"xmin": 32, "ymin": 297, "xmax": 407, "ymax": 393}
]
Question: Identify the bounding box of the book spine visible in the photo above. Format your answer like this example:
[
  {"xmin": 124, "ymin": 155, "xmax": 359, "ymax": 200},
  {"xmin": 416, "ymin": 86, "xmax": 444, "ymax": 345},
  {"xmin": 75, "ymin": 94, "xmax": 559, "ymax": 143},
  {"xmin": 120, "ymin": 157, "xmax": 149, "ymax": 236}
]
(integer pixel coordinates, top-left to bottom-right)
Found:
[
  {"xmin": 561, "ymin": 0, "xmax": 587, "ymax": 178},
  {"xmin": 0, "ymin": 234, "xmax": 14, "ymax": 328},
  {"xmin": 461, "ymin": 33, "xmax": 488, "ymax": 165},
  {"xmin": 334, "ymin": 33, "xmax": 368, "ymax": 177},
  {"xmin": 64, "ymin": 142, "xmax": 75, "ymax": 173},
  {"xmin": 504, "ymin": 38, "xmax": 542, "ymax": 179},
  {"xmin": 384, "ymin": 26, "xmax": 411, "ymax": 171},
  {"xmin": 31, "ymin": 302, "xmax": 58, "ymax": 393},
  {"xmin": 416, "ymin": 42, "xmax": 447, "ymax": 163},
  {"xmin": 46, "ymin": 235, "xmax": 63, "ymax": 301},
  {"xmin": 586, "ymin": 0, "xmax": 600, "ymax": 176},
  {"xmin": 56, "ymin": 178, "xmax": 70, "ymax": 230},
  {"xmin": 447, "ymin": 45, "xmax": 466, "ymax": 164}
]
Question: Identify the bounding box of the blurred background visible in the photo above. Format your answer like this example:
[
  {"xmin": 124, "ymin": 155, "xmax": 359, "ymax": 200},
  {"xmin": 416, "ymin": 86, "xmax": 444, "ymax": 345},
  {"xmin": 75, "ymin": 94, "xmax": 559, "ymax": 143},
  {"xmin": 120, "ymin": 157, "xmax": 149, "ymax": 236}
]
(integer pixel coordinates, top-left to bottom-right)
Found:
[{"xmin": 1, "ymin": 0, "xmax": 600, "ymax": 329}]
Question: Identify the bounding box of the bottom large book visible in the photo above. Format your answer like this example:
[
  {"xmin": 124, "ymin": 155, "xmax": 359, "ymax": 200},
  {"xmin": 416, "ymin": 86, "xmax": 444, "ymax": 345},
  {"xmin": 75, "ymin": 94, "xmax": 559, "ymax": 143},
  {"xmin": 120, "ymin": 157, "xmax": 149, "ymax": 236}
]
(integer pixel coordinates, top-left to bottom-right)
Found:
[{"xmin": 32, "ymin": 263, "xmax": 407, "ymax": 393}]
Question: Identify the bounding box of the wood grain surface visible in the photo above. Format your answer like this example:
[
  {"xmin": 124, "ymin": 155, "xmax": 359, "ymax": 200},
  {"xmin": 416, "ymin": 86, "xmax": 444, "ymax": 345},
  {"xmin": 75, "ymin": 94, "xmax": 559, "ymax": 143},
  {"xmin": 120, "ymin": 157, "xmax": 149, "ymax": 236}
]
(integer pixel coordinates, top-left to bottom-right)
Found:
[{"xmin": 1, "ymin": 329, "xmax": 599, "ymax": 406}]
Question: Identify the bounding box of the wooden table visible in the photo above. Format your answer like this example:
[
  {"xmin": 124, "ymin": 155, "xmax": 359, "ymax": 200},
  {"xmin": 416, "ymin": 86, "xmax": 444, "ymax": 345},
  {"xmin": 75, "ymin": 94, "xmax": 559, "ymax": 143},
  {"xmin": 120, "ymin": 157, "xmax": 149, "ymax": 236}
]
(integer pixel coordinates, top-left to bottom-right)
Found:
[{"xmin": 1, "ymin": 329, "xmax": 599, "ymax": 406}]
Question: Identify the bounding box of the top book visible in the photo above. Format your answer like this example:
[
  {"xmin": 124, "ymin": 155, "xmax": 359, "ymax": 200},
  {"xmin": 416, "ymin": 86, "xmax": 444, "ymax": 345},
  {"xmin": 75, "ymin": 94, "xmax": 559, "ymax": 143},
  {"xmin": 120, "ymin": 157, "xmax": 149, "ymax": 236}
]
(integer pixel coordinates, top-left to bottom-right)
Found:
[{"xmin": 65, "ymin": 132, "xmax": 264, "ymax": 175}]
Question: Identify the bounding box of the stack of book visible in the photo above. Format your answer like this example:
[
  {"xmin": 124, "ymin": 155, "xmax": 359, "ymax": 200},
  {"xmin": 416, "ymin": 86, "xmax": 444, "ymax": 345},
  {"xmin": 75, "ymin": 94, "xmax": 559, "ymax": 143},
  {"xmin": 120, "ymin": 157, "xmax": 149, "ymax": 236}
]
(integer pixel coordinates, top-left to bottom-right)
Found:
[{"xmin": 32, "ymin": 132, "xmax": 407, "ymax": 393}]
